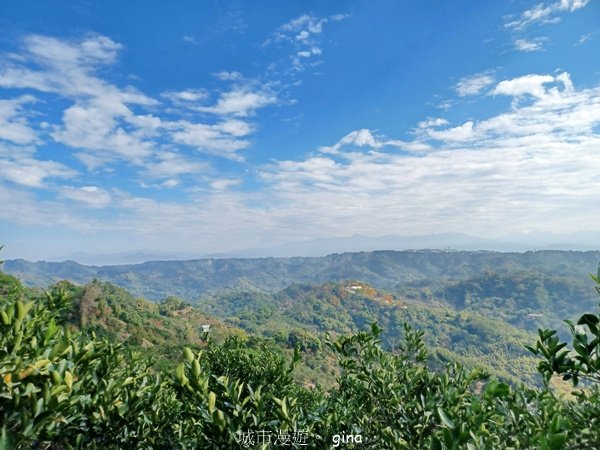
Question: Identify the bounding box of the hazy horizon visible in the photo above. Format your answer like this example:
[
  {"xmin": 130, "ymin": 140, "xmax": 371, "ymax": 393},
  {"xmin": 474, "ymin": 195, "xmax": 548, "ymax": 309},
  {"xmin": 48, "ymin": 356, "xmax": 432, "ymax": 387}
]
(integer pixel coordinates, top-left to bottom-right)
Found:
[{"xmin": 4, "ymin": 231, "xmax": 600, "ymax": 266}]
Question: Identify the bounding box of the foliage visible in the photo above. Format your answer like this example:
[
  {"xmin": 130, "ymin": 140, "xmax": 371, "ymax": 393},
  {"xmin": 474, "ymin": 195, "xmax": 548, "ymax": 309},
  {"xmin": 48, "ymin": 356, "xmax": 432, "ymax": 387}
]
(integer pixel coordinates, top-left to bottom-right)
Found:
[
  {"xmin": 2, "ymin": 265, "xmax": 600, "ymax": 448},
  {"xmin": 432, "ymin": 270, "xmax": 596, "ymax": 332},
  {"xmin": 6, "ymin": 250, "xmax": 600, "ymax": 302},
  {"xmin": 200, "ymin": 281, "xmax": 541, "ymax": 386},
  {"xmin": 0, "ymin": 275, "xmax": 177, "ymax": 449},
  {"xmin": 159, "ymin": 296, "xmax": 190, "ymax": 317},
  {"xmin": 525, "ymin": 266, "xmax": 600, "ymax": 447}
]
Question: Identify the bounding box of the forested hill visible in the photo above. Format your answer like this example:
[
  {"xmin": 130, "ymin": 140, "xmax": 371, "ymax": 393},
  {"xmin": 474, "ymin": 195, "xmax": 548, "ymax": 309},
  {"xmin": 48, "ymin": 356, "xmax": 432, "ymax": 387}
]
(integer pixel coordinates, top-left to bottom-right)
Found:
[{"xmin": 5, "ymin": 250, "xmax": 600, "ymax": 301}]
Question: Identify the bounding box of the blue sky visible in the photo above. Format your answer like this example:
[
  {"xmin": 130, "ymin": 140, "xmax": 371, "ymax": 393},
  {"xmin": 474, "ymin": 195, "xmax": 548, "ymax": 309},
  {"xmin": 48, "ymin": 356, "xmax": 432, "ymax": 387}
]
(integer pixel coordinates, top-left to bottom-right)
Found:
[{"xmin": 1, "ymin": 0, "xmax": 599, "ymax": 261}]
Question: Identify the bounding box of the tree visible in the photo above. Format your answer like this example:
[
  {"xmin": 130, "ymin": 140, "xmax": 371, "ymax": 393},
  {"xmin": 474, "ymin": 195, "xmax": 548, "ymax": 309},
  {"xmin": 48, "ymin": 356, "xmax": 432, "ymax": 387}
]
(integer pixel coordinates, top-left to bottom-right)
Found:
[{"xmin": 528, "ymin": 266, "xmax": 600, "ymax": 386}]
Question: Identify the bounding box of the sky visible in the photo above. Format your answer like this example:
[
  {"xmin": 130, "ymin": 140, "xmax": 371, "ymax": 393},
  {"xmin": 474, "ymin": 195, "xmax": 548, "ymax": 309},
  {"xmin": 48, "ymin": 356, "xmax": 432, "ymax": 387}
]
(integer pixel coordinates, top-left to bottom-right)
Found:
[{"xmin": 0, "ymin": 0, "xmax": 599, "ymax": 262}]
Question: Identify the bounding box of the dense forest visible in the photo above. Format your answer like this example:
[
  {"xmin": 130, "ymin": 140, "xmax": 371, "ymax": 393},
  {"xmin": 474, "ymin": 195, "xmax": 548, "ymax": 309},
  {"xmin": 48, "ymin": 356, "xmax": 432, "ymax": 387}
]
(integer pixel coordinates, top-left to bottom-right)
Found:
[
  {"xmin": 5, "ymin": 250, "xmax": 600, "ymax": 302},
  {"xmin": 2, "ymin": 254, "xmax": 600, "ymax": 448}
]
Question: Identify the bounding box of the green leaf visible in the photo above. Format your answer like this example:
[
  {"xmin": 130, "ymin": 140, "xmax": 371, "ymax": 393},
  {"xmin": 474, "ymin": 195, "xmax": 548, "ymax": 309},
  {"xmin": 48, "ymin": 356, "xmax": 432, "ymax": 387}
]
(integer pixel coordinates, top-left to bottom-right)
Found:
[
  {"xmin": 183, "ymin": 347, "xmax": 194, "ymax": 364},
  {"xmin": 525, "ymin": 345, "xmax": 538, "ymax": 355},
  {"xmin": 485, "ymin": 380, "xmax": 510, "ymax": 398},
  {"xmin": 192, "ymin": 359, "xmax": 201, "ymax": 378},
  {"xmin": 577, "ymin": 314, "xmax": 599, "ymax": 334},
  {"xmin": 0, "ymin": 311, "xmax": 10, "ymax": 325},
  {"xmin": 208, "ymin": 391, "xmax": 216, "ymax": 413},
  {"xmin": 175, "ymin": 363, "xmax": 185, "ymax": 384},
  {"xmin": 437, "ymin": 407, "xmax": 455, "ymax": 430},
  {"xmin": 0, "ymin": 427, "xmax": 14, "ymax": 450},
  {"xmin": 430, "ymin": 437, "xmax": 442, "ymax": 450}
]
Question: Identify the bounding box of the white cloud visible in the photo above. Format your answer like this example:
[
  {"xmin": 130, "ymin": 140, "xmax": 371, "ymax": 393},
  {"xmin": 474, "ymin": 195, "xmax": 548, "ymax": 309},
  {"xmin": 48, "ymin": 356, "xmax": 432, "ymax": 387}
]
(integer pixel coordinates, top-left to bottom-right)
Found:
[
  {"xmin": 319, "ymin": 129, "xmax": 384, "ymax": 154},
  {"xmin": 2, "ymin": 32, "xmax": 598, "ymax": 253},
  {"xmin": 182, "ymin": 35, "xmax": 198, "ymax": 44},
  {"xmin": 197, "ymin": 87, "xmax": 277, "ymax": 117},
  {"xmin": 575, "ymin": 30, "xmax": 599, "ymax": 46},
  {"xmin": 161, "ymin": 179, "xmax": 179, "ymax": 188},
  {"xmin": 297, "ymin": 47, "xmax": 322, "ymax": 59},
  {"xmin": 505, "ymin": 0, "xmax": 590, "ymax": 30},
  {"xmin": 140, "ymin": 178, "xmax": 181, "ymax": 189},
  {"xmin": 52, "ymin": 102, "xmax": 153, "ymax": 162},
  {"xmin": 168, "ymin": 121, "xmax": 250, "ymax": 159},
  {"xmin": 278, "ymin": 15, "xmax": 326, "ymax": 37},
  {"xmin": 255, "ymin": 72, "xmax": 600, "ymax": 241},
  {"xmin": 319, "ymin": 128, "xmax": 435, "ymax": 155},
  {"xmin": 162, "ymin": 89, "xmax": 208, "ymax": 103},
  {"xmin": 27, "ymin": 34, "xmax": 121, "ymax": 69},
  {"xmin": 417, "ymin": 118, "xmax": 449, "ymax": 128},
  {"xmin": 423, "ymin": 72, "xmax": 591, "ymax": 147},
  {"xmin": 0, "ymin": 35, "xmax": 141, "ymax": 100},
  {"xmin": 456, "ymin": 73, "xmax": 495, "ymax": 96},
  {"xmin": 330, "ymin": 14, "xmax": 350, "ymax": 22},
  {"xmin": 143, "ymin": 152, "xmax": 208, "ymax": 178},
  {"xmin": 514, "ymin": 38, "xmax": 545, "ymax": 52},
  {"xmin": 268, "ymin": 13, "xmax": 347, "ymax": 71},
  {"xmin": 555, "ymin": 72, "xmax": 574, "ymax": 93},
  {"xmin": 0, "ymin": 35, "xmax": 160, "ymax": 167},
  {"xmin": 0, "ymin": 34, "xmax": 271, "ymax": 173},
  {"xmin": 215, "ymin": 119, "xmax": 253, "ymax": 137},
  {"xmin": 428, "ymin": 121, "xmax": 476, "ymax": 142},
  {"xmin": 5, "ymin": 70, "xmax": 600, "ymax": 254},
  {"xmin": 560, "ymin": 0, "xmax": 591, "ymax": 12},
  {"xmin": 492, "ymin": 74, "xmax": 558, "ymax": 98},
  {"xmin": 213, "ymin": 71, "xmax": 242, "ymax": 81},
  {"xmin": 0, "ymin": 146, "xmax": 75, "ymax": 187},
  {"xmin": 0, "ymin": 95, "xmax": 38, "ymax": 144},
  {"xmin": 59, "ymin": 185, "xmax": 111, "ymax": 208},
  {"xmin": 210, "ymin": 178, "xmax": 241, "ymax": 191}
]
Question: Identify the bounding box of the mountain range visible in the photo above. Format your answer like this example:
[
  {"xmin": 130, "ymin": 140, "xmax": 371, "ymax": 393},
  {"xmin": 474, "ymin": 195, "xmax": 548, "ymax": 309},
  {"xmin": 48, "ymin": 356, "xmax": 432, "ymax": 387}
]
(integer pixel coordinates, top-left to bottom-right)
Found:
[
  {"xmin": 5, "ymin": 249, "xmax": 600, "ymax": 303},
  {"xmin": 42, "ymin": 232, "xmax": 600, "ymax": 265}
]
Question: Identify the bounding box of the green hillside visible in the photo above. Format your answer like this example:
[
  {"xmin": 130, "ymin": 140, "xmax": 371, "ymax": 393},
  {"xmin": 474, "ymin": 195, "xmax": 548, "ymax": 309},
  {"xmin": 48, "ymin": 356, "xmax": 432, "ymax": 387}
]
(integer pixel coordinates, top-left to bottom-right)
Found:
[
  {"xmin": 199, "ymin": 281, "xmax": 541, "ymax": 385},
  {"xmin": 431, "ymin": 271, "xmax": 596, "ymax": 332},
  {"xmin": 5, "ymin": 250, "xmax": 600, "ymax": 302},
  {"xmin": 2, "ymin": 267, "xmax": 600, "ymax": 449},
  {"xmin": 6, "ymin": 251, "xmax": 599, "ymax": 387}
]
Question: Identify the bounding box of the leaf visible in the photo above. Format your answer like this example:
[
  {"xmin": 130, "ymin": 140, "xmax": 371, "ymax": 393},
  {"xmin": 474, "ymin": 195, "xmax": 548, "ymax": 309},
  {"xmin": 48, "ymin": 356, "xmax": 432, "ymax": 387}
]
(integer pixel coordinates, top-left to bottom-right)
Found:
[
  {"xmin": 430, "ymin": 437, "xmax": 442, "ymax": 450},
  {"xmin": 564, "ymin": 320, "xmax": 575, "ymax": 333},
  {"xmin": 577, "ymin": 313, "xmax": 599, "ymax": 326},
  {"xmin": 0, "ymin": 311, "xmax": 10, "ymax": 326},
  {"xmin": 577, "ymin": 314, "xmax": 599, "ymax": 334},
  {"xmin": 15, "ymin": 301, "xmax": 25, "ymax": 321},
  {"xmin": 208, "ymin": 391, "xmax": 216, "ymax": 413},
  {"xmin": 370, "ymin": 322, "xmax": 382, "ymax": 336},
  {"xmin": 0, "ymin": 427, "xmax": 14, "ymax": 450},
  {"xmin": 525, "ymin": 345, "xmax": 538, "ymax": 355},
  {"xmin": 64, "ymin": 371, "xmax": 73, "ymax": 390},
  {"xmin": 183, "ymin": 347, "xmax": 194, "ymax": 364},
  {"xmin": 485, "ymin": 380, "xmax": 510, "ymax": 398},
  {"xmin": 192, "ymin": 359, "xmax": 201, "ymax": 378},
  {"xmin": 437, "ymin": 407, "xmax": 455, "ymax": 430},
  {"xmin": 175, "ymin": 363, "xmax": 185, "ymax": 384}
]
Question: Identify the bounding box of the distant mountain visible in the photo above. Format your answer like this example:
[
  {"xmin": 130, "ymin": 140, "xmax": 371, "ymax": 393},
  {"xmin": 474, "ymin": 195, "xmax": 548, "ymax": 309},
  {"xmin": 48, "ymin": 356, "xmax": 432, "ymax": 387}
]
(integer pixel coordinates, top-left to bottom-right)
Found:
[
  {"xmin": 4, "ymin": 250, "xmax": 600, "ymax": 303},
  {"xmin": 38, "ymin": 232, "xmax": 600, "ymax": 265},
  {"xmin": 204, "ymin": 233, "xmax": 508, "ymax": 258},
  {"xmin": 48, "ymin": 250, "xmax": 200, "ymax": 266}
]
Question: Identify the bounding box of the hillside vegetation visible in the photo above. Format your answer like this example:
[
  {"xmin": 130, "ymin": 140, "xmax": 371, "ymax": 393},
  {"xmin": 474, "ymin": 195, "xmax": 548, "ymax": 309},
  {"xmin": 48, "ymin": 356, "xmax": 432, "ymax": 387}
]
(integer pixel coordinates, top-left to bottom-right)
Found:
[
  {"xmin": 199, "ymin": 281, "xmax": 541, "ymax": 385},
  {"xmin": 6, "ymin": 250, "xmax": 599, "ymax": 301},
  {"xmin": 5, "ymin": 251, "xmax": 600, "ymax": 388},
  {"xmin": 2, "ymin": 266, "xmax": 600, "ymax": 449}
]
